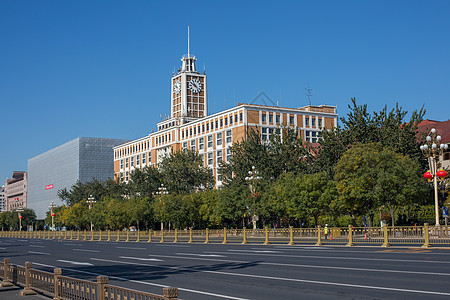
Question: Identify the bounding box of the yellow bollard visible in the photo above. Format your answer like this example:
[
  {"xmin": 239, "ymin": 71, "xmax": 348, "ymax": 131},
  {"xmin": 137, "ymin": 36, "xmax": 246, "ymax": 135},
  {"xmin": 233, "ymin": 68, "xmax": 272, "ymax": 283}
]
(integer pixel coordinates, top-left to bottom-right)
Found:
[
  {"xmin": 98, "ymin": 231, "xmax": 102, "ymax": 241},
  {"xmin": 77, "ymin": 231, "xmax": 80, "ymax": 240},
  {"xmin": 148, "ymin": 229, "xmax": 152, "ymax": 243},
  {"xmin": 222, "ymin": 228, "xmax": 228, "ymax": 244},
  {"xmin": 136, "ymin": 230, "xmax": 140, "ymax": 242},
  {"xmin": 116, "ymin": 230, "xmax": 120, "ymax": 242},
  {"xmin": 242, "ymin": 228, "xmax": 247, "ymax": 244},
  {"xmin": 70, "ymin": 231, "xmax": 73, "ymax": 240},
  {"xmin": 315, "ymin": 225, "xmax": 323, "ymax": 246},
  {"xmin": 107, "ymin": 230, "xmax": 111, "ymax": 242},
  {"xmin": 53, "ymin": 230, "xmax": 56, "ymax": 240},
  {"xmin": 83, "ymin": 230, "xmax": 87, "ymax": 241},
  {"xmin": 381, "ymin": 224, "xmax": 391, "ymax": 247},
  {"xmin": 126, "ymin": 231, "xmax": 130, "ymax": 242},
  {"xmin": 160, "ymin": 229, "xmax": 165, "ymax": 243},
  {"xmin": 263, "ymin": 227, "xmax": 270, "ymax": 245},
  {"xmin": 346, "ymin": 225, "xmax": 355, "ymax": 247},
  {"xmin": 205, "ymin": 228, "xmax": 210, "ymax": 244},
  {"xmin": 288, "ymin": 226, "xmax": 295, "ymax": 245},
  {"xmin": 422, "ymin": 223, "xmax": 432, "ymax": 248},
  {"xmin": 90, "ymin": 231, "xmax": 94, "ymax": 241},
  {"xmin": 188, "ymin": 229, "xmax": 193, "ymax": 243},
  {"xmin": 64, "ymin": 231, "xmax": 67, "ymax": 240},
  {"xmin": 38, "ymin": 231, "xmax": 41, "ymax": 239},
  {"xmin": 174, "ymin": 229, "xmax": 178, "ymax": 243}
]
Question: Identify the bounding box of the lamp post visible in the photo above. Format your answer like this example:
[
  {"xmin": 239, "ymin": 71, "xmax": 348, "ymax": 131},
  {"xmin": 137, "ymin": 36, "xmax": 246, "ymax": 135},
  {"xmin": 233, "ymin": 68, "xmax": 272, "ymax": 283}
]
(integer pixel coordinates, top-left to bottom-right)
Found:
[
  {"xmin": 245, "ymin": 166, "xmax": 262, "ymax": 230},
  {"xmin": 49, "ymin": 201, "xmax": 56, "ymax": 231},
  {"xmin": 420, "ymin": 128, "xmax": 449, "ymax": 226},
  {"xmin": 17, "ymin": 207, "xmax": 23, "ymax": 231},
  {"xmin": 87, "ymin": 195, "xmax": 96, "ymax": 232},
  {"xmin": 156, "ymin": 184, "xmax": 168, "ymax": 231}
]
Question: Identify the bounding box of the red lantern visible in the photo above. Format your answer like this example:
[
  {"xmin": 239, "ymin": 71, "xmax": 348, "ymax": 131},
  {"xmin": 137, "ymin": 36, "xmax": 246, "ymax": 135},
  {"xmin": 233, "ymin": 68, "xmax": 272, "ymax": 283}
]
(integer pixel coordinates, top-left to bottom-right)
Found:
[
  {"xmin": 437, "ymin": 170, "xmax": 448, "ymax": 178},
  {"xmin": 51, "ymin": 213, "xmax": 56, "ymax": 217},
  {"xmin": 424, "ymin": 171, "xmax": 433, "ymax": 179},
  {"xmin": 19, "ymin": 216, "xmax": 23, "ymax": 219}
]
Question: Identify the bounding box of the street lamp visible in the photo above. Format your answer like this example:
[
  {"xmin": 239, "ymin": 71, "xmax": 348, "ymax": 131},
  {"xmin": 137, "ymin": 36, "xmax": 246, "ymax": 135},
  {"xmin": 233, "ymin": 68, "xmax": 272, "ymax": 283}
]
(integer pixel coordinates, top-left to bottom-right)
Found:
[
  {"xmin": 87, "ymin": 195, "xmax": 96, "ymax": 232},
  {"xmin": 17, "ymin": 207, "xmax": 23, "ymax": 231},
  {"xmin": 245, "ymin": 166, "xmax": 262, "ymax": 230},
  {"xmin": 420, "ymin": 128, "xmax": 449, "ymax": 226},
  {"xmin": 156, "ymin": 184, "xmax": 168, "ymax": 230},
  {"xmin": 49, "ymin": 201, "xmax": 57, "ymax": 231}
]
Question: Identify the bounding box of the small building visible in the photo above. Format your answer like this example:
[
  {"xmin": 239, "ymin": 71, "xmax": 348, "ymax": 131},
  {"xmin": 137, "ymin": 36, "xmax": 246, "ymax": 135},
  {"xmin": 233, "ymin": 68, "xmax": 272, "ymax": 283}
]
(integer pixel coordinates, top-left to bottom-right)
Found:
[
  {"xmin": 4, "ymin": 171, "xmax": 27, "ymax": 211},
  {"xmin": 28, "ymin": 137, "xmax": 129, "ymax": 219}
]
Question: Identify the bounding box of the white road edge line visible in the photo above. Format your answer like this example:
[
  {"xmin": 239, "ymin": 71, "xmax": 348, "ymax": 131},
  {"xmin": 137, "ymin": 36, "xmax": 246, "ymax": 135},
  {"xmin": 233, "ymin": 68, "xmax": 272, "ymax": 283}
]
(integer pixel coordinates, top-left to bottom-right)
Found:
[
  {"xmin": 91, "ymin": 257, "xmax": 450, "ymax": 297},
  {"xmin": 73, "ymin": 249, "xmax": 100, "ymax": 253},
  {"xmin": 119, "ymin": 256, "xmax": 163, "ymax": 262},
  {"xmin": 57, "ymin": 260, "xmax": 94, "ymax": 266},
  {"xmin": 148, "ymin": 254, "xmax": 450, "ymax": 277},
  {"xmin": 33, "ymin": 261, "xmax": 249, "ymax": 300},
  {"xmin": 28, "ymin": 251, "xmax": 50, "ymax": 255}
]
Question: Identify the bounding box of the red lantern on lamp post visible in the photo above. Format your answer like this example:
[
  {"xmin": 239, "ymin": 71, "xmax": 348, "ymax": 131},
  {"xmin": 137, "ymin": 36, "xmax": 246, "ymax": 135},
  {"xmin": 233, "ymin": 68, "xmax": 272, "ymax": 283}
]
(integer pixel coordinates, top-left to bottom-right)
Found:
[
  {"xmin": 437, "ymin": 169, "xmax": 448, "ymax": 178},
  {"xmin": 424, "ymin": 171, "xmax": 433, "ymax": 179}
]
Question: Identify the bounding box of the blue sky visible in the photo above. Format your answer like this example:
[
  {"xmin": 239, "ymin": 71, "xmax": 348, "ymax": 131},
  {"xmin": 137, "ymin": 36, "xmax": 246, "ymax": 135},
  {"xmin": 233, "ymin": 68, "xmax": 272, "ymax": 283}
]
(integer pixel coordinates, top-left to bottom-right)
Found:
[{"xmin": 1, "ymin": 0, "xmax": 449, "ymax": 182}]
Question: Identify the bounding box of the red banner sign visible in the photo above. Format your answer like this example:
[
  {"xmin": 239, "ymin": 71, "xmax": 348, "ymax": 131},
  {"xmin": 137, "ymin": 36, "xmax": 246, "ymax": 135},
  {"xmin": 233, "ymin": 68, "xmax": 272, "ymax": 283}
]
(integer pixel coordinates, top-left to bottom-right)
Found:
[{"xmin": 45, "ymin": 184, "xmax": 54, "ymax": 190}]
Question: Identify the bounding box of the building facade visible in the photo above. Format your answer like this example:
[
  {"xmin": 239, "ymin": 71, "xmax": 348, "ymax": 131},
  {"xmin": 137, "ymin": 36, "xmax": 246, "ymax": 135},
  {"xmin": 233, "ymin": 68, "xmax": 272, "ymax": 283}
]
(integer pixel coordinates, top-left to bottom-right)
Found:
[
  {"xmin": 4, "ymin": 171, "xmax": 27, "ymax": 211},
  {"xmin": 28, "ymin": 137, "xmax": 129, "ymax": 219},
  {"xmin": 0, "ymin": 185, "xmax": 6, "ymax": 212},
  {"xmin": 114, "ymin": 52, "xmax": 338, "ymax": 185}
]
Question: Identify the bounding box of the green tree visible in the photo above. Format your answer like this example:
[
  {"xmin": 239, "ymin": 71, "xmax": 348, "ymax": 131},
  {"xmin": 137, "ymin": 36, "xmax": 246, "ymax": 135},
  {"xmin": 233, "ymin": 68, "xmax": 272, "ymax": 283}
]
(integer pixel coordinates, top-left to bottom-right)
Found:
[
  {"xmin": 159, "ymin": 150, "xmax": 214, "ymax": 194},
  {"xmin": 335, "ymin": 143, "xmax": 428, "ymax": 226}
]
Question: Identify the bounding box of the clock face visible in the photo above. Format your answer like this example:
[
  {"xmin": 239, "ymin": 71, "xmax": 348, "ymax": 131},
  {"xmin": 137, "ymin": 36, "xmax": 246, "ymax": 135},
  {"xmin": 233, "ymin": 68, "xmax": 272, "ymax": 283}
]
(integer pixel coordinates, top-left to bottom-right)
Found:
[
  {"xmin": 173, "ymin": 80, "xmax": 181, "ymax": 94},
  {"xmin": 189, "ymin": 78, "xmax": 202, "ymax": 93}
]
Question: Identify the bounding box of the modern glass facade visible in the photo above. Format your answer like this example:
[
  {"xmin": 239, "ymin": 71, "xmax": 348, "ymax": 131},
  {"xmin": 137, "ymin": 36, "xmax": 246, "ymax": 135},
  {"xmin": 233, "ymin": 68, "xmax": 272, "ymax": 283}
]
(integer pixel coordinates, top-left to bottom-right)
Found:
[{"xmin": 28, "ymin": 137, "xmax": 129, "ymax": 219}]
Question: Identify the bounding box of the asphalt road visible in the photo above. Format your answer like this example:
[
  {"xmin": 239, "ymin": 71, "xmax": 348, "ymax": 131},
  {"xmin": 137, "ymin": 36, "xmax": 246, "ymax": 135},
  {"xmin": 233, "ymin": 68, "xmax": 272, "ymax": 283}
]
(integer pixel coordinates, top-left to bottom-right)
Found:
[{"xmin": 1, "ymin": 237, "xmax": 450, "ymax": 300}]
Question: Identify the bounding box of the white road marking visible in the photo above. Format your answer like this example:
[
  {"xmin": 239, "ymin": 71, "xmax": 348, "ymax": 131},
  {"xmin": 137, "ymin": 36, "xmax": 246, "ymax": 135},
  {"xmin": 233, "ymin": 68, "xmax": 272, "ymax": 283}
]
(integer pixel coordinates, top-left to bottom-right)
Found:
[
  {"xmin": 91, "ymin": 257, "xmax": 450, "ymax": 297},
  {"xmin": 18, "ymin": 239, "xmax": 28, "ymax": 242},
  {"xmin": 155, "ymin": 244, "xmax": 190, "ymax": 247},
  {"xmin": 57, "ymin": 260, "xmax": 94, "ymax": 266},
  {"xmin": 29, "ymin": 245, "xmax": 45, "ymax": 248},
  {"xmin": 115, "ymin": 246, "xmax": 146, "ymax": 250},
  {"xmin": 207, "ymin": 251, "xmax": 450, "ymax": 264},
  {"xmin": 0, "ymin": 247, "xmax": 5, "ymax": 250},
  {"xmin": 228, "ymin": 249, "xmax": 281, "ymax": 253},
  {"xmin": 119, "ymin": 256, "xmax": 163, "ymax": 262},
  {"xmin": 73, "ymin": 248, "xmax": 100, "ymax": 253},
  {"xmin": 28, "ymin": 251, "xmax": 50, "ymax": 255},
  {"xmin": 34, "ymin": 262, "xmax": 249, "ymax": 300},
  {"xmin": 175, "ymin": 253, "xmax": 225, "ymax": 257},
  {"xmin": 148, "ymin": 254, "xmax": 450, "ymax": 277}
]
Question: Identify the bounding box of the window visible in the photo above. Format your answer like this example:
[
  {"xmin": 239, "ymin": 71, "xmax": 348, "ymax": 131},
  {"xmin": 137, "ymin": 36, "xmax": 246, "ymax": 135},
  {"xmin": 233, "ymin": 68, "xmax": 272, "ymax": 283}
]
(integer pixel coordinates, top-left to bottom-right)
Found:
[
  {"xmin": 240, "ymin": 112, "xmax": 243, "ymax": 122},
  {"xmin": 125, "ymin": 171, "xmax": 129, "ymax": 181},
  {"xmin": 218, "ymin": 174, "xmax": 223, "ymax": 182},
  {"xmin": 318, "ymin": 119, "xmax": 322, "ymax": 127},
  {"xmin": 202, "ymin": 125, "xmax": 205, "ymax": 132},
  {"xmin": 225, "ymin": 117, "xmax": 228, "ymax": 126},
  {"xmin": 207, "ymin": 123, "xmax": 209, "ymax": 131},
  {"xmin": 276, "ymin": 115, "xmax": 280, "ymax": 124},
  {"xmin": 226, "ymin": 148, "xmax": 232, "ymax": 161},
  {"xmin": 217, "ymin": 150, "xmax": 223, "ymax": 164},
  {"xmin": 269, "ymin": 114, "xmax": 273, "ymax": 123},
  {"xmin": 230, "ymin": 116, "xmax": 233, "ymax": 124},
  {"xmin": 190, "ymin": 128, "xmax": 193, "ymax": 136},
  {"xmin": 217, "ymin": 132, "xmax": 223, "ymax": 146},
  {"xmin": 208, "ymin": 135, "xmax": 213, "ymax": 148},
  {"xmin": 131, "ymin": 156, "xmax": 134, "ymax": 167},
  {"xmin": 182, "ymin": 131, "xmax": 184, "ymax": 139},
  {"xmin": 183, "ymin": 142, "xmax": 188, "ymax": 152},
  {"xmin": 208, "ymin": 152, "xmax": 213, "ymax": 165},
  {"xmin": 136, "ymin": 154, "xmax": 140, "ymax": 166},
  {"xmin": 290, "ymin": 116, "xmax": 294, "ymax": 125},
  {"xmin": 191, "ymin": 140, "xmax": 196, "ymax": 151},
  {"xmin": 216, "ymin": 120, "xmax": 218, "ymax": 128},
  {"xmin": 199, "ymin": 137, "xmax": 204, "ymax": 150},
  {"xmin": 120, "ymin": 159, "xmax": 123, "ymax": 169},
  {"xmin": 226, "ymin": 130, "xmax": 232, "ymax": 143},
  {"xmin": 235, "ymin": 114, "xmax": 238, "ymax": 123},
  {"xmin": 262, "ymin": 127, "xmax": 267, "ymax": 140},
  {"xmin": 312, "ymin": 118, "xmax": 316, "ymax": 127},
  {"xmin": 120, "ymin": 172, "xmax": 124, "ymax": 181},
  {"xmin": 211, "ymin": 121, "xmax": 214, "ymax": 130},
  {"xmin": 142, "ymin": 153, "xmax": 146, "ymax": 165},
  {"xmin": 194, "ymin": 127, "xmax": 196, "ymax": 135},
  {"xmin": 125, "ymin": 158, "xmax": 129, "ymax": 168},
  {"xmin": 305, "ymin": 117, "xmax": 309, "ymax": 126},
  {"xmin": 220, "ymin": 119, "xmax": 223, "ymax": 127},
  {"xmin": 262, "ymin": 113, "xmax": 266, "ymax": 122},
  {"xmin": 148, "ymin": 152, "xmax": 152, "ymax": 164}
]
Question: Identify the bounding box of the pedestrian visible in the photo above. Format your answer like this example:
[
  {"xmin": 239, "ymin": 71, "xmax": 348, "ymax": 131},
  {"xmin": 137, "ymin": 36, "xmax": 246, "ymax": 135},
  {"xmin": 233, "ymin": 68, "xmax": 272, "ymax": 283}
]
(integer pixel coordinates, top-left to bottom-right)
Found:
[{"xmin": 324, "ymin": 224, "xmax": 329, "ymax": 240}]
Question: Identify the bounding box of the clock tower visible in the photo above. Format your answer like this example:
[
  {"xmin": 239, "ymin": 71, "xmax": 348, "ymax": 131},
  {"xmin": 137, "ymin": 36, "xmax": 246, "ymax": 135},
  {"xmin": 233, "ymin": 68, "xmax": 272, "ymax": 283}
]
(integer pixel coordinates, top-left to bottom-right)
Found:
[{"xmin": 171, "ymin": 32, "xmax": 207, "ymax": 121}]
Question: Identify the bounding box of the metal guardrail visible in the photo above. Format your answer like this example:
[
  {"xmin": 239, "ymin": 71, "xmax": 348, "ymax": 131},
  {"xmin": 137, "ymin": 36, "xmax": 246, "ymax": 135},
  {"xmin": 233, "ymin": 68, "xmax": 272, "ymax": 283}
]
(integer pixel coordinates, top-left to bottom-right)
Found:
[
  {"xmin": 1, "ymin": 223, "xmax": 449, "ymax": 247},
  {"xmin": 0, "ymin": 259, "xmax": 179, "ymax": 300}
]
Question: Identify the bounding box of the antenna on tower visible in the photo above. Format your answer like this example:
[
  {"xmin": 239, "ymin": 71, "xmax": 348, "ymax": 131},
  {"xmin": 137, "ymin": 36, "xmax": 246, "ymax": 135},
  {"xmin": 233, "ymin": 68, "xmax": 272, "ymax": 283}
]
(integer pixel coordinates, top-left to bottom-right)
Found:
[
  {"xmin": 305, "ymin": 84, "xmax": 313, "ymax": 106},
  {"xmin": 187, "ymin": 25, "xmax": 190, "ymax": 57}
]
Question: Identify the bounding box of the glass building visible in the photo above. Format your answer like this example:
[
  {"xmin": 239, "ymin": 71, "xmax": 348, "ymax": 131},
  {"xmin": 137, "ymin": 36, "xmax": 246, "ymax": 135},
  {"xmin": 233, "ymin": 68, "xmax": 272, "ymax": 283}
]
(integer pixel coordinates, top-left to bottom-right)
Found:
[{"xmin": 28, "ymin": 137, "xmax": 129, "ymax": 219}]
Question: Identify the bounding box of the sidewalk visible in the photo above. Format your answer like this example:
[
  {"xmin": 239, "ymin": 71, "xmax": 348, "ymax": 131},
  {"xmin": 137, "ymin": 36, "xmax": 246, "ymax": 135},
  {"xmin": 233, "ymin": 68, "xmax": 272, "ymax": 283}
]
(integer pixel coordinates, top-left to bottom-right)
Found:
[{"xmin": 0, "ymin": 286, "xmax": 49, "ymax": 300}]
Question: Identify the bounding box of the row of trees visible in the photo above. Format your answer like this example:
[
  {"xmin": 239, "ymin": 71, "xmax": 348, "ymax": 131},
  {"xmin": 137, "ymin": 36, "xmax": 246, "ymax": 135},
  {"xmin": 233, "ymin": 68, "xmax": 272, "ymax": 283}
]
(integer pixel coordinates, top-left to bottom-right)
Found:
[{"xmin": 34, "ymin": 99, "xmax": 441, "ymax": 231}]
